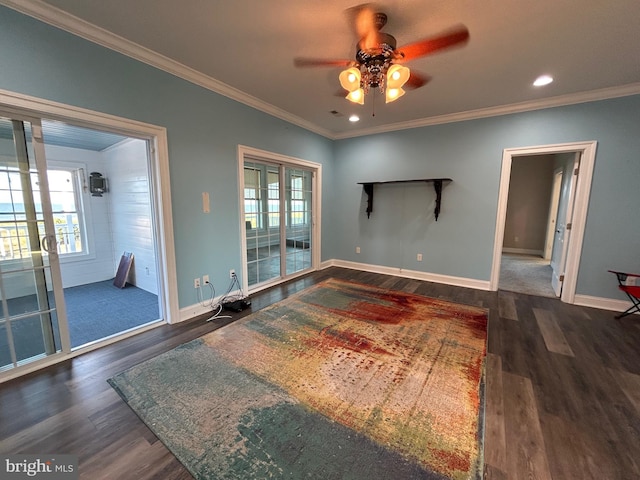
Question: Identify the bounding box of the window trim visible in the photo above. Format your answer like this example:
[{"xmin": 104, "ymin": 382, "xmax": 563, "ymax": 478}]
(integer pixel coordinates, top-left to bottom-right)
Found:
[{"xmin": 46, "ymin": 160, "xmax": 97, "ymax": 263}]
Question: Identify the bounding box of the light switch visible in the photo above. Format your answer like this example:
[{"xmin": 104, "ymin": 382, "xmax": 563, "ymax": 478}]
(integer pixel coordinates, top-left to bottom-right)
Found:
[{"xmin": 202, "ymin": 192, "xmax": 210, "ymax": 213}]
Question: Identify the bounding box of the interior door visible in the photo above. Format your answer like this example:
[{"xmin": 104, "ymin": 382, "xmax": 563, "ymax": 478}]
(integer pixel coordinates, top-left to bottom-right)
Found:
[
  {"xmin": 551, "ymin": 154, "xmax": 581, "ymax": 296},
  {"xmin": 544, "ymin": 169, "xmax": 563, "ymax": 260},
  {"xmin": 0, "ymin": 116, "xmax": 69, "ymax": 372}
]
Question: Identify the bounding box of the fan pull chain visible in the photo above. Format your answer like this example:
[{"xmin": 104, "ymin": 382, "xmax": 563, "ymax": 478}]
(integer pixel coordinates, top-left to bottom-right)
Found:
[{"xmin": 372, "ymin": 89, "xmax": 376, "ymax": 117}]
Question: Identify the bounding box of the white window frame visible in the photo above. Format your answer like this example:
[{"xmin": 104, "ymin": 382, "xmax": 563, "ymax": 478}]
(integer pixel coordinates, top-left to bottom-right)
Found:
[{"xmin": 45, "ymin": 161, "xmax": 96, "ymax": 262}]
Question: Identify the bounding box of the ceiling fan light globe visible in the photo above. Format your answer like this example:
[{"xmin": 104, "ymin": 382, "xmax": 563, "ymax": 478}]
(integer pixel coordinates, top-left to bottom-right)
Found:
[
  {"xmin": 387, "ymin": 64, "xmax": 410, "ymax": 89},
  {"xmin": 346, "ymin": 88, "xmax": 365, "ymax": 104},
  {"xmin": 339, "ymin": 67, "xmax": 362, "ymax": 92},
  {"xmin": 385, "ymin": 87, "xmax": 405, "ymax": 103}
]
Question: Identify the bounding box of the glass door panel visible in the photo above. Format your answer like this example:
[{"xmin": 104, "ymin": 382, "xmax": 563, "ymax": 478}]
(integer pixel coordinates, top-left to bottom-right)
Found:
[
  {"xmin": 0, "ymin": 116, "xmax": 65, "ymax": 372},
  {"xmin": 244, "ymin": 162, "xmax": 281, "ymax": 285},
  {"xmin": 285, "ymin": 167, "xmax": 313, "ymax": 276},
  {"xmin": 244, "ymin": 159, "xmax": 315, "ymax": 289}
]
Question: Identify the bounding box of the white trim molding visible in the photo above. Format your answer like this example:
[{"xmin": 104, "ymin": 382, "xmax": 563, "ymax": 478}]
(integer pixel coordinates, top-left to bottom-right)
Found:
[
  {"xmin": 502, "ymin": 248, "xmax": 545, "ymax": 256},
  {"xmin": 573, "ymin": 294, "xmax": 632, "ymax": 314},
  {"xmin": 323, "ymin": 259, "xmax": 491, "ymax": 291},
  {"xmin": 0, "ymin": 89, "xmax": 178, "ymax": 324},
  {"xmin": 0, "ymin": 88, "xmax": 179, "ymax": 380},
  {"xmin": 490, "ymin": 141, "xmax": 597, "ymax": 305},
  {"xmin": 0, "ymin": 0, "xmax": 333, "ymax": 139},
  {"xmin": 334, "ymin": 83, "xmax": 640, "ymax": 139},
  {"xmin": 3, "ymin": 0, "xmax": 640, "ymax": 141}
]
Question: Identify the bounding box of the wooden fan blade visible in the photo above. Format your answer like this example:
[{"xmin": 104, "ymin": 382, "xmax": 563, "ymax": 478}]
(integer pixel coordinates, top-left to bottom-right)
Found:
[
  {"xmin": 346, "ymin": 3, "xmax": 382, "ymax": 50},
  {"xmin": 405, "ymin": 71, "xmax": 431, "ymax": 89},
  {"xmin": 294, "ymin": 57, "xmax": 353, "ymax": 68},
  {"xmin": 397, "ymin": 25, "xmax": 469, "ymax": 61}
]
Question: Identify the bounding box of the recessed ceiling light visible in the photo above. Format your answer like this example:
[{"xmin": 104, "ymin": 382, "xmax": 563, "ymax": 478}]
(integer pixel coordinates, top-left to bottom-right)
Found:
[
  {"xmin": 533, "ymin": 75, "xmax": 553, "ymax": 87},
  {"xmin": 349, "ymin": 115, "xmax": 360, "ymax": 122}
]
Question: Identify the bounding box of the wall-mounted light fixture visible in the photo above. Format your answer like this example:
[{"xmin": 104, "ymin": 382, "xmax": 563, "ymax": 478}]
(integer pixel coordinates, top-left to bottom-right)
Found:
[{"xmin": 89, "ymin": 172, "xmax": 107, "ymax": 196}]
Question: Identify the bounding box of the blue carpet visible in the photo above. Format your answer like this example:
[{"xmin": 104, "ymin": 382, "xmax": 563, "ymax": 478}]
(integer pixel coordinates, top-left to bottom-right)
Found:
[{"xmin": 1, "ymin": 280, "xmax": 159, "ymax": 367}]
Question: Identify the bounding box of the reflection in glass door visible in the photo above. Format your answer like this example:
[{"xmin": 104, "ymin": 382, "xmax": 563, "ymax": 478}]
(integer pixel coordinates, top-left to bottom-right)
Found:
[
  {"xmin": 243, "ymin": 160, "xmax": 315, "ymax": 288},
  {"xmin": 0, "ymin": 116, "xmax": 68, "ymax": 372}
]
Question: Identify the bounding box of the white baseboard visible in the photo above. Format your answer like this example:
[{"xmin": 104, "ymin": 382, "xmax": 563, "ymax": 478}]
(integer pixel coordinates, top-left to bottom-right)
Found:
[
  {"xmin": 502, "ymin": 248, "xmax": 544, "ymax": 256},
  {"xmin": 321, "ymin": 259, "xmax": 491, "ymax": 291},
  {"xmin": 178, "ymin": 263, "xmax": 632, "ymax": 322},
  {"xmin": 572, "ymin": 294, "xmax": 633, "ymax": 313}
]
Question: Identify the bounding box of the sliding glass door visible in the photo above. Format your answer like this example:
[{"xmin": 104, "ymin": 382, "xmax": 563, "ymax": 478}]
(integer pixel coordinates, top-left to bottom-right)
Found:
[
  {"xmin": 0, "ymin": 116, "xmax": 68, "ymax": 372},
  {"xmin": 284, "ymin": 166, "xmax": 313, "ymax": 276},
  {"xmin": 243, "ymin": 159, "xmax": 315, "ymax": 288}
]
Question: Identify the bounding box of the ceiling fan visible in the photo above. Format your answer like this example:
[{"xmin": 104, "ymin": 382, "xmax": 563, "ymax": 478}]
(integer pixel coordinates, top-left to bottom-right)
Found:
[{"xmin": 294, "ymin": 4, "xmax": 469, "ymax": 106}]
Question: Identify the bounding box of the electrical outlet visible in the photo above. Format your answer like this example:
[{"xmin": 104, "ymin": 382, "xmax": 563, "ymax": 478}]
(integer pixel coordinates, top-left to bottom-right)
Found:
[
  {"xmin": 194, "ymin": 277, "xmax": 201, "ymax": 288},
  {"xmin": 203, "ymin": 275, "xmax": 209, "ymax": 284},
  {"xmin": 229, "ymin": 269, "xmax": 236, "ymax": 278},
  {"xmin": 417, "ymin": 253, "xmax": 423, "ymax": 261},
  {"xmin": 356, "ymin": 246, "xmax": 361, "ymax": 254}
]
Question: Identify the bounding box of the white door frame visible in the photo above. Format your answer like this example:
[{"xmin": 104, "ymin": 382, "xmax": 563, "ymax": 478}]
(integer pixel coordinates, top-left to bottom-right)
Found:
[
  {"xmin": 490, "ymin": 141, "xmax": 597, "ymax": 303},
  {"xmin": 237, "ymin": 145, "xmax": 322, "ymax": 294},
  {"xmin": 0, "ymin": 89, "xmax": 178, "ymax": 382}
]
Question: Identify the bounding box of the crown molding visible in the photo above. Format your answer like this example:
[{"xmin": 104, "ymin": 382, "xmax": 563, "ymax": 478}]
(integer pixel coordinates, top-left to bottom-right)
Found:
[
  {"xmin": 1, "ymin": 0, "xmax": 334, "ymax": 139},
  {"xmin": 4, "ymin": 1, "xmax": 640, "ymax": 142},
  {"xmin": 334, "ymin": 82, "xmax": 640, "ymax": 139}
]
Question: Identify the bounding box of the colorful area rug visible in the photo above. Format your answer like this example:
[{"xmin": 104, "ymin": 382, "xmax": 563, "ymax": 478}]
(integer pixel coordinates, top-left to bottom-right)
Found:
[{"xmin": 109, "ymin": 278, "xmax": 487, "ymax": 479}]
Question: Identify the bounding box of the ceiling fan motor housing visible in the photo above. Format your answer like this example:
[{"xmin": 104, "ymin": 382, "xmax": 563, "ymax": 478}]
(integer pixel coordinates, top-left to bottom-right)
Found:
[{"xmin": 356, "ymin": 41, "xmax": 396, "ymax": 90}]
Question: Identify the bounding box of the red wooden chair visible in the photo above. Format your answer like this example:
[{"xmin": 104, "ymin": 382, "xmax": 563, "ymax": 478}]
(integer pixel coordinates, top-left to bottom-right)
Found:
[{"xmin": 609, "ymin": 270, "xmax": 640, "ymax": 319}]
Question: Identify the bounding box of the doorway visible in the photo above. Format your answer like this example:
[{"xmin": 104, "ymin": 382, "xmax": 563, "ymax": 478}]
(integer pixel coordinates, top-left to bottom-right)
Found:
[
  {"xmin": 0, "ymin": 90, "xmax": 177, "ymax": 382},
  {"xmin": 45, "ymin": 121, "xmax": 162, "ymax": 349},
  {"xmin": 239, "ymin": 146, "xmax": 321, "ymax": 293},
  {"xmin": 491, "ymin": 141, "xmax": 597, "ymax": 303},
  {"xmin": 498, "ymin": 154, "xmax": 573, "ymax": 297}
]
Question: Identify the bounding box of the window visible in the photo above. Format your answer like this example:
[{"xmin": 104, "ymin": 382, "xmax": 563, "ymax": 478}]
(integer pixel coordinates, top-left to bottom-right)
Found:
[
  {"xmin": 244, "ymin": 167, "xmax": 260, "ymax": 229},
  {"xmin": 0, "ymin": 166, "xmax": 86, "ymax": 261},
  {"xmin": 47, "ymin": 168, "xmax": 85, "ymax": 255},
  {"xmin": 267, "ymin": 170, "xmax": 279, "ymax": 228},
  {"xmin": 290, "ymin": 174, "xmax": 307, "ymax": 226},
  {"xmin": 244, "ymin": 166, "xmax": 281, "ymax": 230},
  {"xmin": 0, "ymin": 169, "xmax": 42, "ymax": 261}
]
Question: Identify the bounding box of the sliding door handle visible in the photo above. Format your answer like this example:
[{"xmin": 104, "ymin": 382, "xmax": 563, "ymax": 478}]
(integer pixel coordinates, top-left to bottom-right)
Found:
[{"xmin": 41, "ymin": 235, "xmax": 57, "ymax": 253}]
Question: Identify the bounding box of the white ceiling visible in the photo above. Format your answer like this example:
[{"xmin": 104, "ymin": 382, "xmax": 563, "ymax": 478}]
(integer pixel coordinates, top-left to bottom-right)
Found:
[{"xmin": 5, "ymin": 0, "xmax": 640, "ymax": 138}]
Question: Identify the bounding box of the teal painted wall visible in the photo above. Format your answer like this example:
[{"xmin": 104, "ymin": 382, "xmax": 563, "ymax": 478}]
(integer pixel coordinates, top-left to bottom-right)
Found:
[
  {"xmin": 1, "ymin": 6, "xmax": 639, "ymax": 307},
  {"xmin": 0, "ymin": 6, "xmax": 334, "ymax": 308},
  {"xmin": 334, "ymin": 97, "xmax": 640, "ymax": 299}
]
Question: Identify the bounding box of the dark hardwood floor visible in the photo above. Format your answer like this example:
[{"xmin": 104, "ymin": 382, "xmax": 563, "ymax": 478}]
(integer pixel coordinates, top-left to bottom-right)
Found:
[{"xmin": 1, "ymin": 267, "xmax": 639, "ymax": 479}]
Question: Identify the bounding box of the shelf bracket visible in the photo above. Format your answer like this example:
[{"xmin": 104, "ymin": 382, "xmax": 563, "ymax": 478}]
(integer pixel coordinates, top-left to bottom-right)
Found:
[
  {"xmin": 362, "ymin": 183, "xmax": 374, "ymax": 218},
  {"xmin": 433, "ymin": 179, "xmax": 443, "ymax": 221}
]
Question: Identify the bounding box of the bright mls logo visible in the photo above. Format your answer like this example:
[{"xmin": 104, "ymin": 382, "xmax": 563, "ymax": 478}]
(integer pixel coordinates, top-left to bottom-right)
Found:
[{"xmin": 1, "ymin": 455, "xmax": 78, "ymax": 479}]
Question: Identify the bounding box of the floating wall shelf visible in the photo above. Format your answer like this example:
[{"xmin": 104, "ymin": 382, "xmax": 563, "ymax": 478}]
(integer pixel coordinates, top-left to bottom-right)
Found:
[{"xmin": 357, "ymin": 178, "xmax": 452, "ymax": 220}]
